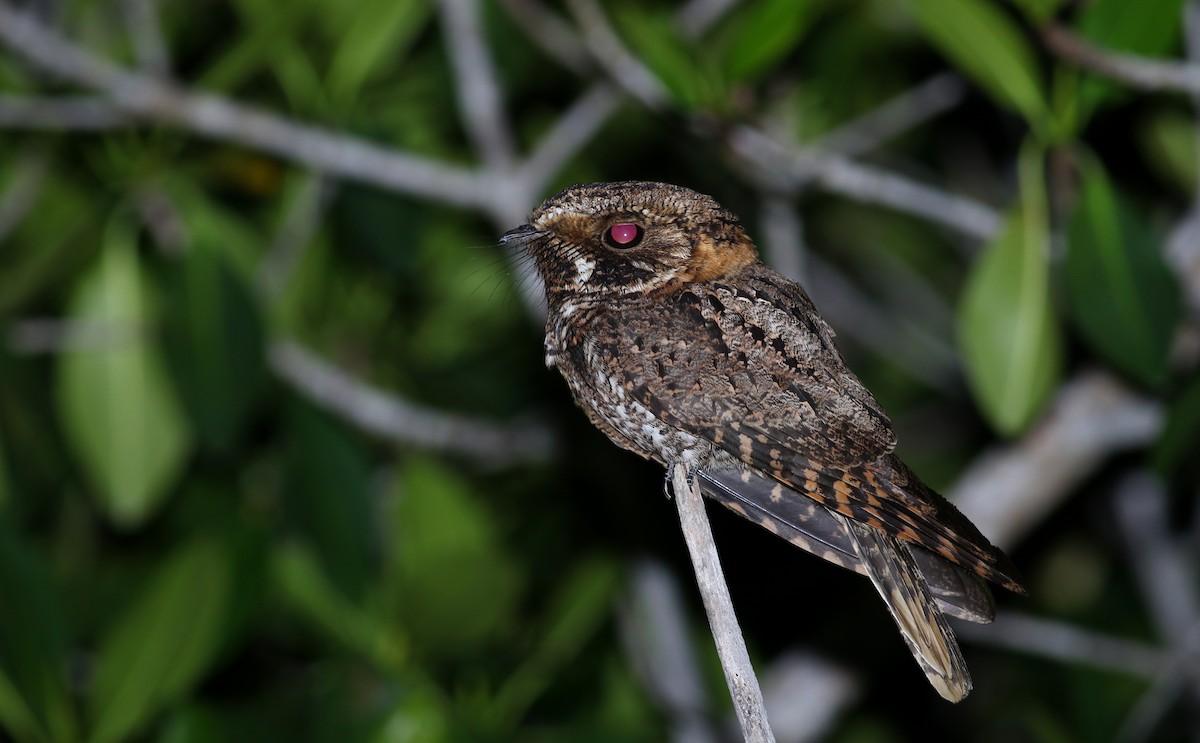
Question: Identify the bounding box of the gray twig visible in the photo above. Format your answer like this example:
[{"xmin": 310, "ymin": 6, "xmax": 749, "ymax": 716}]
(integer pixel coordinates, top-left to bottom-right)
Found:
[
  {"xmin": 518, "ymin": 83, "xmax": 623, "ymax": 197},
  {"xmin": 1044, "ymin": 24, "xmax": 1200, "ymax": 96},
  {"xmin": 564, "ymin": 0, "xmax": 670, "ymax": 109},
  {"xmin": 618, "ymin": 560, "xmax": 718, "ymax": 743},
  {"xmin": 1113, "ymin": 472, "xmax": 1200, "ymax": 650},
  {"xmin": 813, "ymin": 73, "xmax": 967, "ymax": 160},
  {"xmin": 269, "ymin": 340, "xmax": 555, "ymax": 464},
  {"xmin": 676, "ymin": 0, "xmax": 741, "ymax": 39},
  {"xmin": 257, "ymin": 174, "xmax": 338, "ymax": 298},
  {"xmin": 494, "ymin": 0, "xmax": 592, "ymax": 74},
  {"xmin": 728, "ymin": 127, "xmax": 1002, "ymax": 240},
  {"xmin": 120, "ymin": 0, "xmax": 170, "ymax": 78},
  {"xmin": 954, "ymin": 610, "xmax": 1168, "ymax": 679},
  {"xmin": 950, "ymin": 371, "xmax": 1163, "ymax": 548},
  {"xmin": 0, "ymin": 5, "xmax": 492, "ymax": 211},
  {"xmin": 0, "ymin": 94, "xmax": 130, "ymax": 129},
  {"xmin": 436, "ymin": 0, "xmax": 517, "ymax": 173},
  {"xmin": 671, "ymin": 463, "xmax": 775, "ymax": 743}
]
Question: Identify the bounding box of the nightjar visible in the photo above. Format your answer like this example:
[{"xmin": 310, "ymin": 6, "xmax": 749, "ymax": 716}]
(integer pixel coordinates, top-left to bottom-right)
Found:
[{"xmin": 502, "ymin": 181, "xmax": 1024, "ymax": 702}]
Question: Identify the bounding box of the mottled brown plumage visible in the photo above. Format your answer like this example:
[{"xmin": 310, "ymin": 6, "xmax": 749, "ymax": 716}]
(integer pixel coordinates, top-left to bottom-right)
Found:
[{"xmin": 502, "ymin": 181, "xmax": 1024, "ymax": 701}]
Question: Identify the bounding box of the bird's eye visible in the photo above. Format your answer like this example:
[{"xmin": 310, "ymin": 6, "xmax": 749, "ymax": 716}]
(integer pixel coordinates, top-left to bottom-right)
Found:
[{"xmin": 603, "ymin": 223, "xmax": 644, "ymax": 249}]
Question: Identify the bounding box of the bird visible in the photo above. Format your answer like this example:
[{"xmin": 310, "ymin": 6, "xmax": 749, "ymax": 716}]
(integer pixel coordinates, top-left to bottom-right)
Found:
[{"xmin": 501, "ymin": 181, "xmax": 1024, "ymax": 702}]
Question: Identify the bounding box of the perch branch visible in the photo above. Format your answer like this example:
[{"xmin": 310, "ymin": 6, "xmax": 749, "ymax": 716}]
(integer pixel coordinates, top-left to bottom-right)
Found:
[{"xmin": 671, "ymin": 463, "xmax": 775, "ymax": 743}]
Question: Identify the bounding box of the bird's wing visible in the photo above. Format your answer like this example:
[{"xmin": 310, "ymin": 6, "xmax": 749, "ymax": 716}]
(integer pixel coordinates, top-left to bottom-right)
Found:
[
  {"xmin": 696, "ymin": 468, "xmax": 996, "ymax": 623},
  {"xmin": 595, "ymin": 267, "xmax": 1022, "ymax": 593}
]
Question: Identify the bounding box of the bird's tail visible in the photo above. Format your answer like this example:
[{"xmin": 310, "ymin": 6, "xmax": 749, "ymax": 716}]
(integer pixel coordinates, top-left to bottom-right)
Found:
[{"xmin": 838, "ymin": 513, "xmax": 972, "ymax": 702}]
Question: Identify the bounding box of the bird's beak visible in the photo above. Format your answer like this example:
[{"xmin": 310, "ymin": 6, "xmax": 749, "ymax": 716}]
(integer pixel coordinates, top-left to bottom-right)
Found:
[{"xmin": 500, "ymin": 224, "xmax": 541, "ymax": 245}]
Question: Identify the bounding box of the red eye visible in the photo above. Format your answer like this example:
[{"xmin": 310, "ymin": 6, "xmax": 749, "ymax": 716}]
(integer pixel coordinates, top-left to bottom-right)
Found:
[{"xmin": 604, "ymin": 223, "xmax": 643, "ymax": 248}]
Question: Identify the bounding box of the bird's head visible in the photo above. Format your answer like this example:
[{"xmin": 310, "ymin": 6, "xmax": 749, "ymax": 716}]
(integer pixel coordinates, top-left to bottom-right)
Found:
[{"xmin": 502, "ymin": 181, "xmax": 758, "ymax": 307}]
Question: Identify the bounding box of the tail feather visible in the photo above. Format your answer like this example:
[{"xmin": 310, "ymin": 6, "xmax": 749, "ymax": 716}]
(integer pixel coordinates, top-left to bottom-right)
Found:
[{"xmin": 837, "ymin": 513, "xmax": 972, "ymax": 702}]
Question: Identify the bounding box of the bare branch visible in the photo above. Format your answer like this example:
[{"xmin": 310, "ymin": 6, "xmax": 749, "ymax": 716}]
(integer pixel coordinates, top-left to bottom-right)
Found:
[
  {"xmin": 8, "ymin": 318, "xmax": 144, "ymax": 354},
  {"xmin": 671, "ymin": 463, "xmax": 775, "ymax": 743},
  {"xmin": 676, "ymin": 0, "xmax": 741, "ymax": 39},
  {"xmin": 564, "ymin": 0, "xmax": 670, "ymax": 109},
  {"xmin": 955, "ymin": 610, "xmax": 1169, "ymax": 679},
  {"xmin": 0, "ymin": 5, "xmax": 492, "ymax": 211},
  {"xmin": 257, "ymin": 174, "xmax": 338, "ymax": 298},
  {"xmin": 814, "ymin": 73, "xmax": 968, "ymax": 160},
  {"xmin": 728, "ymin": 126, "xmax": 1003, "ymax": 241},
  {"xmin": 518, "ymin": 83, "xmax": 623, "ymax": 197},
  {"xmin": 950, "ymin": 371, "xmax": 1163, "ymax": 548},
  {"xmin": 1044, "ymin": 25, "xmax": 1200, "ymax": 96},
  {"xmin": 618, "ymin": 560, "xmax": 719, "ymax": 743},
  {"xmin": 120, "ymin": 0, "xmax": 170, "ymax": 78},
  {"xmin": 806, "ymin": 254, "xmax": 958, "ymax": 387},
  {"xmin": 0, "ymin": 94, "xmax": 130, "ymax": 129},
  {"xmin": 758, "ymin": 652, "xmax": 858, "ymax": 743},
  {"xmin": 1113, "ymin": 472, "xmax": 1200, "ymax": 649},
  {"xmin": 269, "ymin": 340, "xmax": 555, "ymax": 465},
  {"xmin": 494, "ymin": 0, "xmax": 592, "ymax": 74},
  {"xmin": 436, "ymin": 0, "xmax": 517, "ymax": 172}
]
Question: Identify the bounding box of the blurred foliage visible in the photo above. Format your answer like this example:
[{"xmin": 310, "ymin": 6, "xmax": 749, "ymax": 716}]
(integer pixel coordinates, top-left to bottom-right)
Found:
[{"xmin": 0, "ymin": 0, "xmax": 1199, "ymax": 741}]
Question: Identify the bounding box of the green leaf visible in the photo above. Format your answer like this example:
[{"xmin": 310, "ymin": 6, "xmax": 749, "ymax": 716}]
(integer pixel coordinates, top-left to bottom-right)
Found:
[
  {"xmin": 1154, "ymin": 374, "xmax": 1200, "ymax": 478},
  {"xmin": 273, "ymin": 542, "xmax": 405, "ymax": 670},
  {"xmin": 283, "ymin": 401, "xmax": 373, "ymax": 602},
  {"xmin": 490, "ymin": 558, "xmax": 620, "ymax": 728},
  {"xmin": 1138, "ymin": 108, "xmax": 1198, "ymax": 193},
  {"xmin": 1009, "ymin": 0, "xmax": 1068, "ymax": 23},
  {"xmin": 959, "ymin": 143, "xmax": 1062, "ymax": 435},
  {"xmin": 906, "ymin": 0, "xmax": 1050, "ymax": 130},
  {"xmin": 1066, "ymin": 158, "xmax": 1180, "ymax": 388},
  {"xmin": 89, "ymin": 537, "xmax": 231, "ymax": 743},
  {"xmin": 1074, "ymin": 0, "xmax": 1186, "ymax": 118},
  {"xmin": 0, "ymin": 523, "xmax": 75, "ymax": 743},
  {"xmin": 56, "ymin": 218, "xmax": 191, "ymax": 529},
  {"xmin": 162, "ymin": 243, "xmax": 266, "ymax": 454},
  {"xmin": 327, "ymin": 0, "xmax": 432, "ymax": 106},
  {"xmin": 719, "ymin": 0, "xmax": 822, "ymax": 83},
  {"xmin": 386, "ymin": 457, "xmax": 522, "ymax": 656}
]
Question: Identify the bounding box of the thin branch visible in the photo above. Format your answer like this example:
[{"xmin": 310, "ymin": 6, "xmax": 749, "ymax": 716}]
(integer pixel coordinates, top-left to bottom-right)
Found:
[
  {"xmin": 257, "ymin": 173, "xmax": 338, "ymax": 298},
  {"xmin": 758, "ymin": 193, "xmax": 807, "ymax": 283},
  {"xmin": 0, "ymin": 94, "xmax": 130, "ymax": 129},
  {"xmin": 0, "ymin": 5, "xmax": 492, "ymax": 211},
  {"xmin": 564, "ymin": 0, "xmax": 670, "ymax": 109},
  {"xmin": 269, "ymin": 340, "xmax": 555, "ymax": 465},
  {"xmin": 813, "ymin": 73, "xmax": 968, "ymax": 160},
  {"xmin": 728, "ymin": 126, "xmax": 1003, "ymax": 241},
  {"xmin": 494, "ymin": 0, "xmax": 592, "ymax": 74},
  {"xmin": 436, "ymin": 0, "xmax": 517, "ymax": 172},
  {"xmin": 805, "ymin": 254, "xmax": 959, "ymax": 387},
  {"xmin": 618, "ymin": 560, "xmax": 719, "ymax": 743},
  {"xmin": 676, "ymin": 0, "xmax": 741, "ymax": 39},
  {"xmin": 8, "ymin": 318, "xmax": 145, "ymax": 353},
  {"xmin": 1113, "ymin": 472, "xmax": 1200, "ymax": 649},
  {"xmin": 517, "ymin": 83, "xmax": 623, "ymax": 196},
  {"xmin": 950, "ymin": 371, "xmax": 1164, "ymax": 548},
  {"xmin": 671, "ymin": 463, "xmax": 775, "ymax": 743},
  {"xmin": 1044, "ymin": 25, "xmax": 1200, "ymax": 96},
  {"xmin": 758, "ymin": 652, "xmax": 857, "ymax": 743},
  {"xmin": 120, "ymin": 0, "xmax": 170, "ymax": 78},
  {"xmin": 954, "ymin": 610, "xmax": 1169, "ymax": 679}
]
